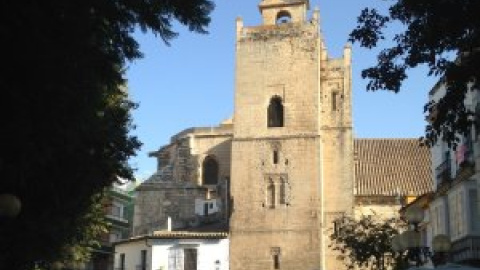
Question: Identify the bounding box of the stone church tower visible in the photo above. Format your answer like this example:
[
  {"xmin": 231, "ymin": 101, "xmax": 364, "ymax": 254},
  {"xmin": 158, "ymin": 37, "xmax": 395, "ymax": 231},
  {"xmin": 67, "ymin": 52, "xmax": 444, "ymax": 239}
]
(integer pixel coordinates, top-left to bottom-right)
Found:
[
  {"xmin": 229, "ymin": 1, "xmax": 354, "ymax": 269},
  {"xmin": 128, "ymin": 3, "xmax": 432, "ymax": 270}
]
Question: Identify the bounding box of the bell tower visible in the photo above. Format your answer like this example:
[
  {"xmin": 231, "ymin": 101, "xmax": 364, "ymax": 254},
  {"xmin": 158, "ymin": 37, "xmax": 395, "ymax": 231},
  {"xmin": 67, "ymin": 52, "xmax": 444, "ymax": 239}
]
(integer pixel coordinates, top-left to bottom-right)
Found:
[
  {"xmin": 230, "ymin": 1, "xmax": 354, "ymax": 270},
  {"xmin": 258, "ymin": 0, "xmax": 309, "ymax": 25}
]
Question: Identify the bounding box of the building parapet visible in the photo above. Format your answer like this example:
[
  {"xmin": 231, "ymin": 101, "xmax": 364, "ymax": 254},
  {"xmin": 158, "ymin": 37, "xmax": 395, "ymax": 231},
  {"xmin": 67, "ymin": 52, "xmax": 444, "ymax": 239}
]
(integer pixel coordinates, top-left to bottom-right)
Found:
[
  {"xmin": 238, "ymin": 22, "xmax": 318, "ymax": 42},
  {"xmin": 171, "ymin": 126, "xmax": 233, "ymax": 142}
]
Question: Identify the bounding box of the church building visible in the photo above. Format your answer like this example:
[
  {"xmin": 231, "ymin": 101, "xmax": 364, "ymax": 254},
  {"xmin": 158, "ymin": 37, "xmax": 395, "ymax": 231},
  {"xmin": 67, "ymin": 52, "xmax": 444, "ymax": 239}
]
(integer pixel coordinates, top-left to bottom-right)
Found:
[
  {"xmin": 126, "ymin": 1, "xmax": 432, "ymax": 270},
  {"xmin": 230, "ymin": 0, "xmax": 352, "ymax": 269}
]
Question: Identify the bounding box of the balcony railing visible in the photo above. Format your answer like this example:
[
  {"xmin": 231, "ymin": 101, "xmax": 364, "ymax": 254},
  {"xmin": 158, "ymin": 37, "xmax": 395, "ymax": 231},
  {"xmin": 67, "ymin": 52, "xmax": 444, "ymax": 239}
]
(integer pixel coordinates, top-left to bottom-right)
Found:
[
  {"xmin": 451, "ymin": 236, "xmax": 480, "ymax": 263},
  {"xmin": 455, "ymin": 143, "xmax": 475, "ymax": 183},
  {"xmin": 435, "ymin": 159, "xmax": 452, "ymax": 185},
  {"xmin": 105, "ymin": 213, "xmax": 129, "ymax": 223},
  {"xmin": 136, "ymin": 264, "xmax": 148, "ymax": 270}
]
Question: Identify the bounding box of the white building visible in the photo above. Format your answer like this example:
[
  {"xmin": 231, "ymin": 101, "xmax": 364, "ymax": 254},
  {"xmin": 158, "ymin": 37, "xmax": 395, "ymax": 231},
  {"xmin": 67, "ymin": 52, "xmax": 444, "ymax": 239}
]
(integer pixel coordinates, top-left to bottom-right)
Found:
[
  {"xmin": 425, "ymin": 80, "xmax": 480, "ymax": 265},
  {"xmin": 114, "ymin": 231, "xmax": 229, "ymax": 270}
]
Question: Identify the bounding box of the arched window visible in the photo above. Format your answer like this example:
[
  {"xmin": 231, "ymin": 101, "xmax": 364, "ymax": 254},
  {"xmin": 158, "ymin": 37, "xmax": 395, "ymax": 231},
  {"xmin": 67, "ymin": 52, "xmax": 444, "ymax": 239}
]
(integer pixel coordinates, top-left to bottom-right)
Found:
[
  {"xmin": 276, "ymin": 10, "xmax": 292, "ymax": 25},
  {"xmin": 202, "ymin": 156, "xmax": 219, "ymax": 185},
  {"xmin": 268, "ymin": 96, "xmax": 284, "ymax": 127}
]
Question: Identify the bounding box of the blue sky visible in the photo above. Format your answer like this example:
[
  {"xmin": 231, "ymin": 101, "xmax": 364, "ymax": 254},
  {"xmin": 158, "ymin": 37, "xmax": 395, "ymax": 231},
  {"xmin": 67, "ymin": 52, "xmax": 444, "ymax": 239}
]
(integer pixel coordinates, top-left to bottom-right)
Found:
[{"xmin": 126, "ymin": 0, "xmax": 438, "ymax": 181}]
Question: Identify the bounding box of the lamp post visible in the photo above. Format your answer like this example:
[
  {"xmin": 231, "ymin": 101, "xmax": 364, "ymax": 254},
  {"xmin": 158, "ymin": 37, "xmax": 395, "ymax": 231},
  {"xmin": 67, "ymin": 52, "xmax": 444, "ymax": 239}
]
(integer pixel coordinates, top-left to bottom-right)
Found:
[
  {"xmin": 391, "ymin": 205, "xmax": 451, "ymax": 268},
  {"xmin": 431, "ymin": 234, "xmax": 452, "ymax": 267},
  {"xmin": 0, "ymin": 193, "xmax": 21, "ymax": 218}
]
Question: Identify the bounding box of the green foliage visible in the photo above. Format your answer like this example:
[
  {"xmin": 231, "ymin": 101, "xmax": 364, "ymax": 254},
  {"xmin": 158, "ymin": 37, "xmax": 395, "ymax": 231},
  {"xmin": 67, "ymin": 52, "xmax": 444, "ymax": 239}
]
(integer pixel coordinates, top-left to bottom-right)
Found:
[
  {"xmin": 29, "ymin": 192, "xmax": 110, "ymax": 270},
  {"xmin": 59, "ymin": 193, "xmax": 110, "ymax": 268},
  {"xmin": 330, "ymin": 214, "xmax": 405, "ymax": 270},
  {"xmin": 0, "ymin": 0, "xmax": 214, "ymax": 269},
  {"xmin": 350, "ymin": 0, "xmax": 480, "ymax": 147},
  {"xmin": 37, "ymin": 192, "xmax": 110, "ymax": 270}
]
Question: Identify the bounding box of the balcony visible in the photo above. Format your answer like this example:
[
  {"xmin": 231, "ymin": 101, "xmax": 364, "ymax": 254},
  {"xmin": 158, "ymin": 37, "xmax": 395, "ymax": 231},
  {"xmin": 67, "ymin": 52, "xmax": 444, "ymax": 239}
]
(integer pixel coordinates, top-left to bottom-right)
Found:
[
  {"xmin": 455, "ymin": 160, "xmax": 475, "ymax": 183},
  {"xmin": 106, "ymin": 213, "xmax": 129, "ymax": 224},
  {"xmin": 435, "ymin": 159, "xmax": 452, "ymax": 193},
  {"xmin": 435, "ymin": 146, "xmax": 476, "ymax": 195},
  {"xmin": 136, "ymin": 264, "xmax": 148, "ymax": 270},
  {"xmin": 451, "ymin": 236, "xmax": 480, "ymax": 264},
  {"xmin": 454, "ymin": 144, "xmax": 475, "ymax": 183}
]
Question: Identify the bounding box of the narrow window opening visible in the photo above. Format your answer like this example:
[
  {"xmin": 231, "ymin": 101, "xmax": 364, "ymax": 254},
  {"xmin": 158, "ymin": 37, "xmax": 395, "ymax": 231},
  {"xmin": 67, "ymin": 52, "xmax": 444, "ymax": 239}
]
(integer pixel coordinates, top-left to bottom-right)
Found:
[
  {"xmin": 273, "ymin": 254, "xmax": 280, "ymax": 269},
  {"xmin": 332, "ymin": 92, "xmax": 338, "ymax": 111},
  {"xmin": 119, "ymin": 253, "xmax": 125, "ymax": 270},
  {"xmin": 267, "ymin": 180, "xmax": 275, "ymax": 208},
  {"xmin": 279, "ymin": 179, "xmax": 287, "ymax": 205},
  {"xmin": 268, "ymin": 96, "xmax": 284, "ymax": 127},
  {"xmin": 475, "ymin": 102, "xmax": 480, "ymax": 139},
  {"xmin": 273, "ymin": 150, "xmax": 279, "ymax": 164},
  {"xmin": 140, "ymin": 250, "xmax": 147, "ymax": 270},
  {"xmin": 271, "ymin": 247, "xmax": 281, "ymax": 269},
  {"xmin": 184, "ymin": 249, "xmax": 198, "ymax": 270},
  {"xmin": 202, "ymin": 156, "xmax": 219, "ymax": 185},
  {"xmin": 204, "ymin": 203, "xmax": 209, "ymax": 216},
  {"xmin": 469, "ymin": 189, "xmax": 479, "ymax": 231},
  {"xmin": 466, "ymin": 130, "xmax": 473, "ymax": 163}
]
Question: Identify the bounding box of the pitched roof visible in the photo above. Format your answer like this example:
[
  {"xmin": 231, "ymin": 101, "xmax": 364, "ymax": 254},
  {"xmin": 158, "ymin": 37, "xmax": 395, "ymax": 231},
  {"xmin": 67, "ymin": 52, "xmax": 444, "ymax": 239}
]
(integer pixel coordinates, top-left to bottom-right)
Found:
[{"xmin": 354, "ymin": 139, "xmax": 433, "ymax": 196}]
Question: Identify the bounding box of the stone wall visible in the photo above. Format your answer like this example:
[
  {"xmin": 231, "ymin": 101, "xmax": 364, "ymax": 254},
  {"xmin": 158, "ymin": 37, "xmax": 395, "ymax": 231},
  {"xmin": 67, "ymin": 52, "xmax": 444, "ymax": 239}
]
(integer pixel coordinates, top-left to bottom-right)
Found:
[
  {"xmin": 320, "ymin": 45, "xmax": 354, "ymax": 270},
  {"xmin": 230, "ymin": 5, "xmax": 327, "ymax": 269},
  {"xmin": 133, "ymin": 183, "xmax": 207, "ymax": 235},
  {"xmin": 234, "ymin": 22, "xmax": 321, "ymax": 139},
  {"xmin": 133, "ymin": 127, "xmax": 233, "ymax": 235},
  {"xmin": 230, "ymin": 2, "xmax": 354, "ymax": 269},
  {"xmin": 230, "ymin": 138, "xmax": 322, "ymax": 270}
]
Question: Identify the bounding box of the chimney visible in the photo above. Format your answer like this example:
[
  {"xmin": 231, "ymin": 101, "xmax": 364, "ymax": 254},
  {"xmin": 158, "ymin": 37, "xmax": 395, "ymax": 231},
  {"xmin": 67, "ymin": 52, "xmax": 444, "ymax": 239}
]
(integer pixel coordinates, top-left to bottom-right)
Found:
[{"xmin": 167, "ymin": 216, "xmax": 172, "ymax": 231}]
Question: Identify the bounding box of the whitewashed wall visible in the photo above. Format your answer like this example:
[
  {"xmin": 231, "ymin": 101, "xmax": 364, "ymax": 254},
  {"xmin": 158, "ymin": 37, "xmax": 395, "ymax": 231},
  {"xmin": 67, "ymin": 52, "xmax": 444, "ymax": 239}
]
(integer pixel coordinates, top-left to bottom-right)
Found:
[
  {"xmin": 115, "ymin": 238, "xmax": 229, "ymax": 270},
  {"xmin": 115, "ymin": 240, "xmax": 151, "ymax": 270},
  {"xmin": 427, "ymin": 80, "xmax": 480, "ymax": 245}
]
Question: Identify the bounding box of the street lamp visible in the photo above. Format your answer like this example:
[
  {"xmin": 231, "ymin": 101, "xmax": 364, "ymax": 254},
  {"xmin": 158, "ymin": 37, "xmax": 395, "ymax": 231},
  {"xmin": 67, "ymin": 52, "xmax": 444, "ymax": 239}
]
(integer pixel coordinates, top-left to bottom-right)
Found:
[
  {"xmin": 0, "ymin": 193, "xmax": 21, "ymax": 218},
  {"xmin": 431, "ymin": 234, "xmax": 452, "ymax": 267},
  {"xmin": 391, "ymin": 205, "xmax": 451, "ymax": 268}
]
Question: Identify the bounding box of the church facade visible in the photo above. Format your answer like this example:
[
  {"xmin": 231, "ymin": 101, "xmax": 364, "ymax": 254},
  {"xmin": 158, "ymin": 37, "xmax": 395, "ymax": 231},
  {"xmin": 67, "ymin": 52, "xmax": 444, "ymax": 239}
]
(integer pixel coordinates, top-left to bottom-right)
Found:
[
  {"xmin": 230, "ymin": 1, "xmax": 352, "ymax": 269},
  {"xmin": 129, "ymin": 1, "xmax": 432, "ymax": 270}
]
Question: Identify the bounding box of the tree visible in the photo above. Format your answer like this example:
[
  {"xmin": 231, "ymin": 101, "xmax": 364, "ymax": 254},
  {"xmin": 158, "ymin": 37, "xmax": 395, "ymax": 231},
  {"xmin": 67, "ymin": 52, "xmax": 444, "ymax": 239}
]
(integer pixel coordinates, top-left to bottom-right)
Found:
[
  {"xmin": 330, "ymin": 214, "xmax": 405, "ymax": 270},
  {"xmin": 0, "ymin": 0, "xmax": 214, "ymax": 269},
  {"xmin": 349, "ymin": 0, "xmax": 480, "ymax": 147},
  {"xmin": 37, "ymin": 193, "xmax": 110, "ymax": 270}
]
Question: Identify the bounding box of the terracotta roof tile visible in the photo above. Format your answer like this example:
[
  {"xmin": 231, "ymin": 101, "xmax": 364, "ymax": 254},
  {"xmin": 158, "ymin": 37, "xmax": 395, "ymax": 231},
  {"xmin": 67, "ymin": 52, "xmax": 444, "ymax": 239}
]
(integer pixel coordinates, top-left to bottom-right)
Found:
[
  {"xmin": 354, "ymin": 139, "xmax": 433, "ymax": 196},
  {"xmin": 152, "ymin": 231, "xmax": 228, "ymax": 239},
  {"xmin": 114, "ymin": 231, "xmax": 228, "ymax": 245}
]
